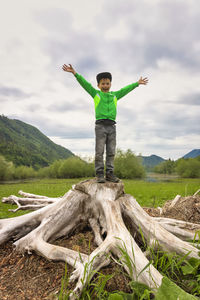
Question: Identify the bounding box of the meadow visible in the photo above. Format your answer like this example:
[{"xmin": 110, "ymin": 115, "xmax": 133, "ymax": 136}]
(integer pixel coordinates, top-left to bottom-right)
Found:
[{"xmin": 0, "ymin": 176, "xmax": 199, "ymax": 218}]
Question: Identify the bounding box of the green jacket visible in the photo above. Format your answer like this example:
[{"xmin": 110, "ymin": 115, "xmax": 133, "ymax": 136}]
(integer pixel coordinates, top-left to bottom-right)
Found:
[{"xmin": 75, "ymin": 73, "xmax": 139, "ymax": 121}]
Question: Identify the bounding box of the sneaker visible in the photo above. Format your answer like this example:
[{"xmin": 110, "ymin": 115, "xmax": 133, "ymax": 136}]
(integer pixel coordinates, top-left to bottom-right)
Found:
[
  {"xmin": 96, "ymin": 174, "xmax": 106, "ymax": 183},
  {"xmin": 106, "ymin": 173, "xmax": 120, "ymax": 183}
]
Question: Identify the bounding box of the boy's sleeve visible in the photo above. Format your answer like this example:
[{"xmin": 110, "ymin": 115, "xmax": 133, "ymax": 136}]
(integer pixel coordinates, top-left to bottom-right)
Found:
[
  {"xmin": 113, "ymin": 82, "xmax": 139, "ymax": 100},
  {"xmin": 74, "ymin": 73, "xmax": 97, "ymax": 98}
]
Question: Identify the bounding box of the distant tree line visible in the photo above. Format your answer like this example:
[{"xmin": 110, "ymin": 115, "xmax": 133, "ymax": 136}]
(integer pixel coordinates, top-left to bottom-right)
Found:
[
  {"xmin": 0, "ymin": 155, "xmax": 95, "ymax": 181},
  {"xmin": 154, "ymin": 156, "xmax": 200, "ymax": 178},
  {"xmin": 0, "ymin": 149, "xmax": 145, "ymax": 181},
  {"xmin": 1, "ymin": 152, "xmax": 199, "ymax": 182}
]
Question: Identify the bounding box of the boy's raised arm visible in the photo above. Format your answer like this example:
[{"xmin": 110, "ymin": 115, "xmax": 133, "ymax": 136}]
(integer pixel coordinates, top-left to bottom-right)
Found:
[
  {"xmin": 62, "ymin": 63, "xmax": 97, "ymax": 98},
  {"xmin": 114, "ymin": 76, "xmax": 148, "ymax": 100}
]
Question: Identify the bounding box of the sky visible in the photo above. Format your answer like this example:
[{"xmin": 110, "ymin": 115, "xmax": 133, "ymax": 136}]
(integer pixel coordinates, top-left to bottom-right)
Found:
[{"xmin": 0, "ymin": 0, "xmax": 200, "ymax": 160}]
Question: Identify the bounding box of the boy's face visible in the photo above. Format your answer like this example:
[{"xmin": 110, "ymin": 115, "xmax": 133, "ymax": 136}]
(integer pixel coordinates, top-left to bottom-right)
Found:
[{"xmin": 98, "ymin": 78, "xmax": 111, "ymax": 93}]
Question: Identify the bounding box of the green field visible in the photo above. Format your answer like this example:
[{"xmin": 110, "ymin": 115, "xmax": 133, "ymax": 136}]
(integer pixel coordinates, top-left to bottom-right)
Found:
[
  {"xmin": 124, "ymin": 177, "xmax": 200, "ymax": 207},
  {"xmin": 0, "ymin": 177, "xmax": 199, "ymax": 219}
]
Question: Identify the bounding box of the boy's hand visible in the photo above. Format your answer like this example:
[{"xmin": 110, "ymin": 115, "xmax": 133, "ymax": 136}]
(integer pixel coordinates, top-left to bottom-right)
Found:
[
  {"xmin": 138, "ymin": 77, "xmax": 148, "ymax": 85},
  {"xmin": 62, "ymin": 64, "xmax": 76, "ymax": 75}
]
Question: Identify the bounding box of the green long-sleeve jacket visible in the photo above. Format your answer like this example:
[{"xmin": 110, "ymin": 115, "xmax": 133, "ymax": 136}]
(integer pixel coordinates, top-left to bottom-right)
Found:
[{"xmin": 75, "ymin": 73, "xmax": 139, "ymax": 121}]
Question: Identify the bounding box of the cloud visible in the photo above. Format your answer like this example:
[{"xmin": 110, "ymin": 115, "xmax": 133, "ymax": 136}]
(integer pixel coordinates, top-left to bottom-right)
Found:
[
  {"xmin": 48, "ymin": 98, "xmax": 89, "ymax": 112},
  {"xmin": 46, "ymin": 126, "xmax": 93, "ymax": 139},
  {"xmin": 8, "ymin": 113, "xmax": 94, "ymax": 140},
  {"xmin": 35, "ymin": 7, "xmax": 73, "ymax": 37},
  {"xmin": 35, "ymin": 0, "xmax": 200, "ymax": 82},
  {"xmin": 93, "ymin": 0, "xmax": 200, "ymax": 73},
  {"xmin": 35, "ymin": 7, "xmax": 102, "ymax": 75},
  {"xmin": 25, "ymin": 104, "xmax": 43, "ymax": 113},
  {"xmin": 0, "ymin": 85, "xmax": 31, "ymax": 99},
  {"xmin": 179, "ymin": 93, "xmax": 200, "ymax": 106},
  {"xmin": 51, "ymin": 136, "xmax": 95, "ymax": 156},
  {"xmin": 139, "ymin": 101, "xmax": 200, "ymax": 137}
]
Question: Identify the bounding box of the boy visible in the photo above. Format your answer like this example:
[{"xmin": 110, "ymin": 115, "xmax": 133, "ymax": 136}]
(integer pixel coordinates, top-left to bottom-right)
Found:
[{"xmin": 62, "ymin": 64, "xmax": 148, "ymax": 183}]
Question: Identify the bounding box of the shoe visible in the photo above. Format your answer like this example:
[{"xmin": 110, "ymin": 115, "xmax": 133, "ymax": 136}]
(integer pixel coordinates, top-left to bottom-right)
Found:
[
  {"xmin": 96, "ymin": 174, "xmax": 106, "ymax": 183},
  {"xmin": 106, "ymin": 173, "xmax": 120, "ymax": 183}
]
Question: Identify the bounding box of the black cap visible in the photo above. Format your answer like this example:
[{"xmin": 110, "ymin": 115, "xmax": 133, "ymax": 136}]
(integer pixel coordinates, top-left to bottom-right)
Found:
[{"xmin": 96, "ymin": 72, "xmax": 112, "ymax": 84}]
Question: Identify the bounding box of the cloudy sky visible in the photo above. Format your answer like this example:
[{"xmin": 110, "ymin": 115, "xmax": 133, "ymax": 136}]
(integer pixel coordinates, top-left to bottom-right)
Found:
[{"xmin": 1, "ymin": 0, "xmax": 199, "ymax": 160}]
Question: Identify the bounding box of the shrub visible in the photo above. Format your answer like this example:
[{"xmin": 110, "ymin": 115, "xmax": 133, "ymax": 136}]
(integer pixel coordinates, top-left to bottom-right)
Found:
[
  {"xmin": 37, "ymin": 166, "xmax": 51, "ymax": 178},
  {"xmin": 114, "ymin": 149, "xmax": 145, "ymax": 179},
  {"xmin": 176, "ymin": 157, "xmax": 200, "ymax": 178},
  {"xmin": 58, "ymin": 157, "xmax": 94, "ymax": 178},
  {"xmin": 0, "ymin": 155, "xmax": 14, "ymax": 180},
  {"xmin": 49, "ymin": 160, "xmax": 63, "ymax": 178},
  {"xmin": 154, "ymin": 159, "xmax": 176, "ymax": 174},
  {"xmin": 14, "ymin": 165, "xmax": 36, "ymax": 179}
]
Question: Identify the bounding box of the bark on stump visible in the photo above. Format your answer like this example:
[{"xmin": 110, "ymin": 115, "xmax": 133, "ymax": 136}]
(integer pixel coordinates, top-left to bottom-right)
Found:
[{"xmin": 1, "ymin": 179, "xmax": 200, "ymax": 299}]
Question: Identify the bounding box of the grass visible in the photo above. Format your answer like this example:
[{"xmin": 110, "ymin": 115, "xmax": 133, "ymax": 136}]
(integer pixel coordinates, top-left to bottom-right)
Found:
[
  {"xmin": 0, "ymin": 178, "xmax": 82, "ymax": 218},
  {"xmin": 57, "ymin": 237, "xmax": 200, "ymax": 299},
  {"xmin": 0, "ymin": 177, "xmax": 199, "ymax": 218},
  {"xmin": 123, "ymin": 177, "xmax": 200, "ymax": 207}
]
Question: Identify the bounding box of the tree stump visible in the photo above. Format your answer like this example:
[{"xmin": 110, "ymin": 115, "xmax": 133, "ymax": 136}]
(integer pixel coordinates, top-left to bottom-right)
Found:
[{"xmin": 1, "ymin": 179, "xmax": 200, "ymax": 299}]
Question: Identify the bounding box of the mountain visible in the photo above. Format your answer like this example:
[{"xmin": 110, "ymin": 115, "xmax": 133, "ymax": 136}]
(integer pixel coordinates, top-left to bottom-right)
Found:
[
  {"xmin": 141, "ymin": 154, "xmax": 165, "ymax": 170},
  {"xmin": 182, "ymin": 149, "xmax": 200, "ymax": 159},
  {"xmin": 0, "ymin": 115, "xmax": 74, "ymax": 168}
]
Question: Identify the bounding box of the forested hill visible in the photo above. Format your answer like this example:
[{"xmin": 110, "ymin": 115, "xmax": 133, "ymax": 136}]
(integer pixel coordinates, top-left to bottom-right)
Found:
[
  {"xmin": 0, "ymin": 115, "xmax": 74, "ymax": 168},
  {"xmin": 141, "ymin": 154, "xmax": 165, "ymax": 170},
  {"xmin": 182, "ymin": 149, "xmax": 200, "ymax": 159}
]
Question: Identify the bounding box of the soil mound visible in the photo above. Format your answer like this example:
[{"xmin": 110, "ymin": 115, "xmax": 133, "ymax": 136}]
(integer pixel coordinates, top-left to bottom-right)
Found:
[
  {"xmin": 161, "ymin": 194, "xmax": 200, "ymax": 224},
  {"xmin": 144, "ymin": 193, "xmax": 200, "ymax": 224}
]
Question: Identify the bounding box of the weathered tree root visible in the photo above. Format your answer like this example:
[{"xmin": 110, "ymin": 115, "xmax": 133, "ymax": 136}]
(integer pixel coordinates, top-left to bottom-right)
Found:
[{"xmin": 1, "ymin": 179, "xmax": 200, "ymax": 299}]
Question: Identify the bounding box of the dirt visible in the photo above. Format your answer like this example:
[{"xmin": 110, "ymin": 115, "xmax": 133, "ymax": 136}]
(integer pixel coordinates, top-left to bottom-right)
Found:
[
  {"xmin": 160, "ymin": 194, "xmax": 200, "ymax": 224},
  {"xmin": 0, "ymin": 230, "xmax": 131, "ymax": 300},
  {"xmin": 1, "ymin": 194, "xmax": 200, "ymax": 299},
  {"xmin": 144, "ymin": 194, "xmax": 200, "ymax": 224}
]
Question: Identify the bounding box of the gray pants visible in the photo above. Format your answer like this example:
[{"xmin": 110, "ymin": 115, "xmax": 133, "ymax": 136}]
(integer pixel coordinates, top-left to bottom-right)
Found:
[{"xmin": 95, "ymin": 123, "xmax": 116, "ymax": 175}]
